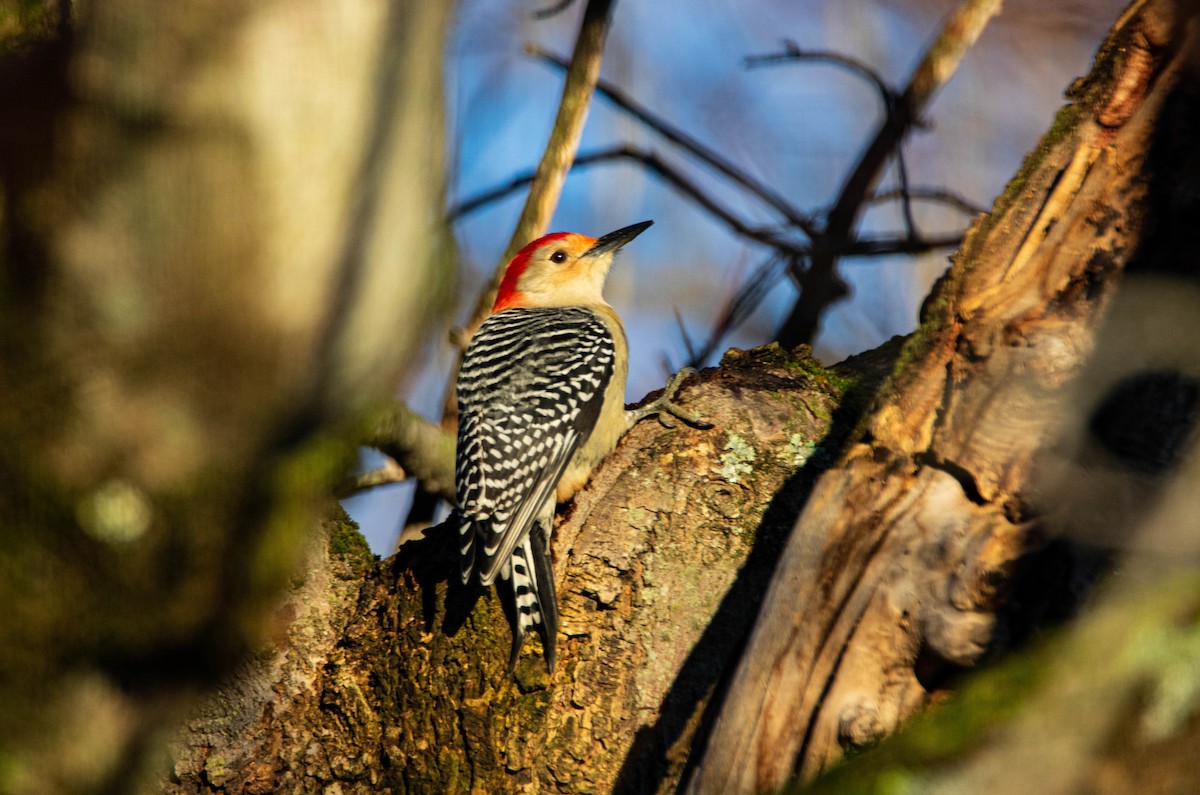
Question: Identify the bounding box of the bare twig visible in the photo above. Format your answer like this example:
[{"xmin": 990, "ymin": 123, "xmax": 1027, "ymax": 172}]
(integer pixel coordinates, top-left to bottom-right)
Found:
[
  {"xmin": 583, "ymin": 148, "xmax": 809, "ymax": 253},
  {"xmin": 746, "ymin": 41, "xmax": 899, "ymax": 113},
  {"xmin": 776, "ymin": 0, "xmax": 1003, "ymax": 347},
  {"xmin": 442, "ymin": 0, "xmax": 617, "ymax": 429},
  {"xmin": 844, "ymin": 233, "xmax": 964, "ymax": 256},
  {"xmin": 446, "ymin": 147, "xmax": 647, "ymax": 219},
  {"xmin": 334, "ymin": 459, "xmax": 408, "ymax": 499},
  {"xmin": 534, "ymin": 0, "xmax": 577, "ymax": 18},
  {"xmin": 893, "ymin": 146, "xmax": 919, "ymax": 239},
  {"xmin": 451, "ymin": 145, "xmax": 965, "ymax": 264},
  {"xmin": 365, "ymin": 402, "xmax": 456, "ymax": 502},
  {"xmin": 687, "ymin": 253, "xmax": 791, "ymax": 368},
  {"xmin": 866, "ymin": 186, "xmax": 987, "ymax": 217},
  {"xmin": 532, "ymin": 47, "xmax": 820, "ymax": 239},
  {"xmin": 451, "ymin": 145, "xmax": 812, "ymax": 257},
  {"xmin": 673, "ymin": 307, "xmax": 700, "ymax": 367},
  {"xmin": 463, "ymin": 1, "xmax": 617, "ymax": 337}
]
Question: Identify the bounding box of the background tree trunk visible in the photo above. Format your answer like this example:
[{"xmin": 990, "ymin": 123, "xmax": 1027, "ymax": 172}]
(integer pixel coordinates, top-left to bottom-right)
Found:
[
  {"xmin": 166, "ymin": 1, "xmax": 1200, "ymax": 793},
  {"xmin": 0, "ymin": 3, "xmax": 451, "ymax": 793}
]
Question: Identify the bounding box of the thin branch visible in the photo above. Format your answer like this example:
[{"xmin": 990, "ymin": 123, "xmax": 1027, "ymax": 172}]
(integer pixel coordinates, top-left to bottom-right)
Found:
[
  {"xmin": 905, "ymin": 1, "xmax": 1003, "ymax": 111},
  {"xmin": 844, "ymin": 233, "xmax": 963, "ymax": 256},
  {"xmin": 776, "ymin": 0, "xmax": 1003, "ymax": 347},
  {"xmin": 444, "ymin": 0, "xmax": 617, "ymax": 426},
  {"xmin": 866, "ymin": 186, "xmax": 987, "ymax": 217},
  {"xmin": 448, "ymin": 172, "xmax": 551, "ymax": 219},
  {"xmin": 450, "ymin": 144, "xmax": 812, "ymax": 257},
  {"xmin": 745, "ymin": 40, "xmax": 898, "ymax": 113},
  {"xmin": 893, "ymin": 146, "xmax": 918, "ymax": 239},
  {"xmin": 605, "ymin": 149, "xmax": 812, "ymax": 255},
  {"xmin": 531, "ymin": 47, "xmax": 820, "ymax": 239},
  {"xmin": 334, "ymin": 459, "xmax": 408, "ymax": 499},
  {"xmin": 364, "ymin": 402, "xmax": 456, "ymax": 502},
  {"xmin": 687, "ymin": 253, "xmax": 791, "ymax": 368},
  {"xmin": 534, "ymin": 0, "xmax": 577, "ymax": 18},
  {"xmin": 673, "ymin": 307, "xmax": 700, "ymax": 368},
  {"xmin": 721, "ymin": 255, "xmax": 788, "ymax": 339},
  {"xmin": 450, "ymin": 145, "xmax": 963, "ymax": 265}
]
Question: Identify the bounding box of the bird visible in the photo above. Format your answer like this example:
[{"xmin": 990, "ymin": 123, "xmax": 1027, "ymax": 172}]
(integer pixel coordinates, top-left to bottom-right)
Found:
[{"xmin": 452, "ymin": 220, "xmax": 707, "ymax": 671}]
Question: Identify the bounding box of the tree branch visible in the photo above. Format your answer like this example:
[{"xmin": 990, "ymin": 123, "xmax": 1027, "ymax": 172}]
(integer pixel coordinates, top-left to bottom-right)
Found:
[
  {"xmin": 334, "ymin": 459, "xmax": 408, "ymax": 499},
  {"xmin": 364, "ymin": 402, "xmax": 456, "ymax": 502},
  {"xmin": 533, "ymin": 0, "xmax": 578, "ymax": 19},
  {"xmin": 687, "ymin": 2, "xmax": 1189, "ymax": 790},
  {"xmin": 532, "ymin": 46, "xmax": 821, "ymax": 238},
  {"xmin": 435, "ymin": 0, "xmax": 617, "ymax": 441},
  {"xmin": 745, "ymin": 41, "xmax": 899, "ymax": 114},
  {"xmin": 167, "ymin": 345, "xmax": 888, "ymax": 795},
  {"xmin": 451, "ymin": 144, "xmax": 812, "ymax": 256},
  {"xmin": 776, "ymin": 0, "xmax": 1003, "ymax": 347},
  {"xmin": 865, "ymin": 186, "xmax": 988, "ymax": 217},
  {"xmin": 452, "ymin": 145, "xmax": 963, "ymax": 264},
  {"xmin": 461, "ymin": 0, "xmax": 617, "ymax": 343}
]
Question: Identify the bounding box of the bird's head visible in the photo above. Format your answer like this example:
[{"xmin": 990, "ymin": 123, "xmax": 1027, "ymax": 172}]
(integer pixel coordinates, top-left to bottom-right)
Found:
[{"xmin": 492, "ymin": 220, "xmax": 653, "ymax": 312}]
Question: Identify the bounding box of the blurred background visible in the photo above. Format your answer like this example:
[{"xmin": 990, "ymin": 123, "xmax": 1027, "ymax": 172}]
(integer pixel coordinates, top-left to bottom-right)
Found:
[{"xmin": 344, "ymin": 0, "xmax": 1128, "ymax": 553}]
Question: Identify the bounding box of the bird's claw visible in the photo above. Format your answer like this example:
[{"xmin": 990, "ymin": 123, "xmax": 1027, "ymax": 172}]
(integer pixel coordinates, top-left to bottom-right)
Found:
[{"xmin": 631, "ymin": 367, "xmax": 714, "ymax": 430}]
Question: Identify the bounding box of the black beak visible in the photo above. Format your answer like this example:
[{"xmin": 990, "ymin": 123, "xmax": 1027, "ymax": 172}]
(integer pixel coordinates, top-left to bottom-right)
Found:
[{"xmin": 583, "ymin": 220, "xmax": 653, "ymax": 258}]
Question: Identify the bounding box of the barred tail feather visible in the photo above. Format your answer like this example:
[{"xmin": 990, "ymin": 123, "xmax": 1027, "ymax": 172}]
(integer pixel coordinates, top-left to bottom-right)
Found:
[
  {"xmin": 505, "ymin": 526, "xmax": 559, "ymax": 671},
  {"xmin": 456, "ymin": 512, "xmax": 478, "ymax": 585},
  {"xmin": 528, "ymin": 526, "xmax": 559, "ymax": 671}
]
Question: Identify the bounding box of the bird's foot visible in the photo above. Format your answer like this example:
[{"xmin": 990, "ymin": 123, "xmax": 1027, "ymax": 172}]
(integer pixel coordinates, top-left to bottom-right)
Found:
[{"xmin": 629, "ymin": 367, "xmax": 714, "ymax": 430}]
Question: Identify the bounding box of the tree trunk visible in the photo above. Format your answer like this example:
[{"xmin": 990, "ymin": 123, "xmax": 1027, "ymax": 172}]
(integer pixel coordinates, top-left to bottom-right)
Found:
[
  {"xmin": 166, "ymin": 343, "xmax": 900, "ymax": 794},
  {"xmin": 687, "ymin": 0, "xmax": 1200, "ymax": 791},
  {"xmin": 163, "ymin": 1, "xmax": 1200, "ymax": 793}
]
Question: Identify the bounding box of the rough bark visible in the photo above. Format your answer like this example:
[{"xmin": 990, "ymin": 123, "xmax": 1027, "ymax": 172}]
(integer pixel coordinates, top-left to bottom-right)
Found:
[
  {"xmin": 164, "ymin": 343, "xmax": 902, "ymax": 794},
  {"xmin": 686, "ymin": 0, "xmax": 1200, "ymax": 792},
  {"xmin": 799, "ymin": 565, "xmax": 1200, "ymax": 795}
]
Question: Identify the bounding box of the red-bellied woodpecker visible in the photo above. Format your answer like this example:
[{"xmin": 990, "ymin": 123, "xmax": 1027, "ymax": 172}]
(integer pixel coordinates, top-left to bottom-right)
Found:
[{"xmin": 453, "ymin": 220, "xmax": 707, "ymax": 671}]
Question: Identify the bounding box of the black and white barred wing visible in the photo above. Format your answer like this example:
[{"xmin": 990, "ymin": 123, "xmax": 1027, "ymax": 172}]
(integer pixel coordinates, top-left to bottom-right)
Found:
[{"xmin": 455, "ymin": 306, "xmax": 615, "ymax": 586}]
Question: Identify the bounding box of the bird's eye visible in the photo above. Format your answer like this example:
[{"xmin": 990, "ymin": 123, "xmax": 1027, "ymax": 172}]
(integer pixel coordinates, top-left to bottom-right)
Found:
[{"xmin": 550, "ymin": 250, "xmax": 568, "ymax": 264}]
